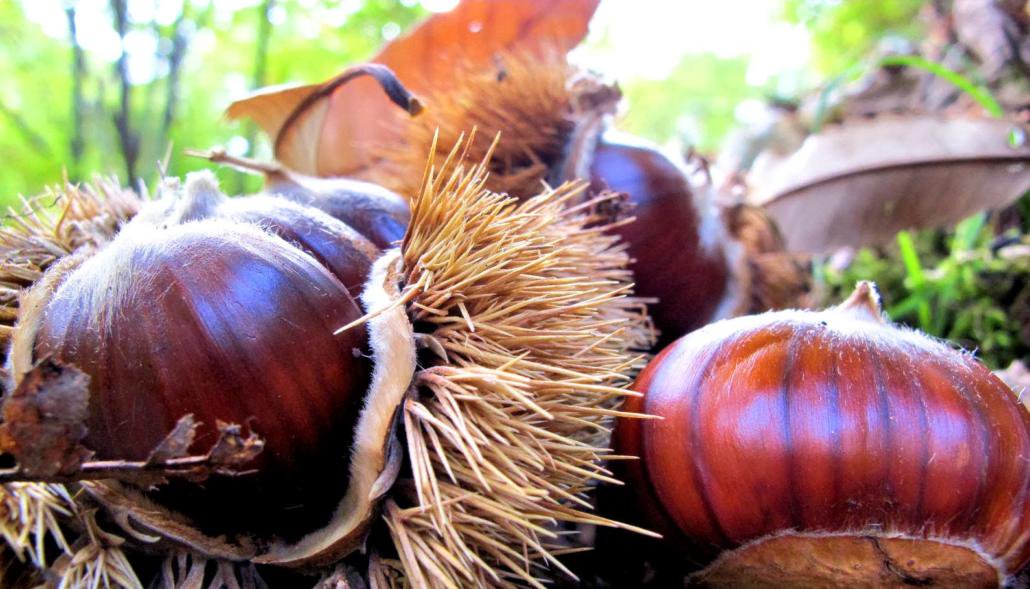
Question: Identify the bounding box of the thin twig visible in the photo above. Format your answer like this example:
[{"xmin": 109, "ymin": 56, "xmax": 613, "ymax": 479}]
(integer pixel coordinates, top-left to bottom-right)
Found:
[
  {"xmin": 65, "ymin": 6, "xmax": 86, "ymax": 179},
  {"xmin": 0, "ymin": 102, "xmax": 52, "ymax": 158},
  {"xmin": 110, "ymin": 0, "xmax": 139, "ymax": 187},
  {"xmin": 159, "ymin": 1, "xmax": 190, "ymax": 153},
  {"xmin": 0, "ymin": 454, "xmax": 258, "ymax": 486}
]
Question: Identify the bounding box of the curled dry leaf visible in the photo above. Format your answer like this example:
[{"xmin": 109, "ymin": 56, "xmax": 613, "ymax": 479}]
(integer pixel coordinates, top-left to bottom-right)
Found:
[
  {"xmin": 145, "ymin": 414, "xmax": 198, "ymax": 465},
  {"xmin": 205, "ymin": 421, "xmax": 264, "ymax": 468},
  {"xmin": 750, "ymin": 114, "xmax": 1030, "ymax": 253},
  {"xmin": 227, "ymin": 0, "xmax": 599, "ymax": 177},
  {"xmin": 0, "ymin": 396, "xmax": 264, "ymax": 487},
  {"xmin": 226, "ymin": 64, "xmax": 423, "ymax": 178},
  {"xmin": 996, "ymin": 360, "xmax": 1030, "ymax": 404},
  {"xmin": 953, "ymin": 0, "xmax": 1026, "ymax": 81},
  {"xmin": 0, "ymin": 360, "xmax": 92, "ymax": 478}
]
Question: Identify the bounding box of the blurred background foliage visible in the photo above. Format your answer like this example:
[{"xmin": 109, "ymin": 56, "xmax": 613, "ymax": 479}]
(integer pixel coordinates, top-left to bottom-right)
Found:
[
  {"xmin": 0, "ymin": 0, "xmax": 931, "ymax": 199},
  {"xmin": 1, "ymin": 0, "xmax": 1026, "ymax": 369}
]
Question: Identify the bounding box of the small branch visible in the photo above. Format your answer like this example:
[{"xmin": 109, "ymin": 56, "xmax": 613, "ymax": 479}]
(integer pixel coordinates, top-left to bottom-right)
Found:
[
  {"xmin": 0, "ymin": 101, "xmax": 53, "ymax": 157},
  {"xmin": 110, "ymin": 0, "xmax": 139, "ymax": 188},
  {"xmin": 0, "ymin": 455, "xmax": 255, "ymax": 486},
  {"xmin": 185, "ymin": 147, "xmax": 284, "ymax": 177},
  {"xmin": 0, "ymin": 415, "xmax": 264, "ymax": 487},
  {"xmin": 158, "ymin": 2, "xmax": 190, "ymax": 152},
  {"xmin": 65, "ymin": 5, "xmax": 86, "ymax": 180},
  {"xmin": 0, "ymin": 361, "xmax": 264, "ymax": 488},
  {"xmin": 237, "ymin": 0, "xmax": 276, "ymax": 193}
]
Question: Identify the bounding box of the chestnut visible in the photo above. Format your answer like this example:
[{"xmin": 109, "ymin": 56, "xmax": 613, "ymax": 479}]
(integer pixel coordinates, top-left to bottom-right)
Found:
[
  {"xmin": 168, "ymin": 175, "xmax": 379, "ymax": 295},
  {"xmin": 588, "ymin": 135, "xmax": 743, "ymax": 343},
  {"xmin": 0, "ymin": 148, "xmax": 652, "ymax": 587},
  {"xmin": 231, "ymin": 49, "xmax": 808, "ymax": 345},
  {"xmin": 264, "ymin": 173, "xmax": 409, "ymax": 250},
  {"xmin": 186, "ymin": 148, "xmax": 411, "ymax": 250},
  {"xmin": 32, "ymin": 175, "xmax": 372, "ymax": 542},
  {"xmin": 615, "ymin": 282, "xmax": 1030, "ymax": 586}
]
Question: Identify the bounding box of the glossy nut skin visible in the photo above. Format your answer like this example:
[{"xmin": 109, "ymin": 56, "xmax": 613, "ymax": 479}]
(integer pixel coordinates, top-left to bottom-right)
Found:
[
  {"xmin": 615, "ymin": 304, "xmax": 1030, "ymax": 576},
  {"xmin": 267, "ymin": 175, "xmax": 410, "ymax": 249},
  {"xmin": 36, "ymin": 221, "xmax": 370, "ymax": 541},
  {"xmin": 589, "ymin": 138, "xmax": 733, "ymax": 344},
  {"xmin": 215, "ymin": 195, "xmax": 378, "ymax": 297}
]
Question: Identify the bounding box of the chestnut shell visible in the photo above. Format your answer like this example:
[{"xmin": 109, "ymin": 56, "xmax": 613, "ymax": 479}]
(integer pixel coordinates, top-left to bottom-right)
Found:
[
  {"xmin": 214, "ymin": 195, "xmax": 378, "ymax": 297},
  {"xmin": 589, "ymin": 137, "xmax": 735, "ymax": 344},
  {"xmin": 615, "ymin": 289, "xmax": 1030, "ymax": 578},
  {"xmin": 36, "ymin": 221, "xmax": 370, "ymax": 541},
  {"xmin": 266, "ymin": 176, "xmax": 410, "ymax": 249}
]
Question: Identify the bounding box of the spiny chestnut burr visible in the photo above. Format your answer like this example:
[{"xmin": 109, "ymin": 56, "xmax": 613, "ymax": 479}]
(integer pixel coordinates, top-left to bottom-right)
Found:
[
  {"xmin": 0, "ymin": 144, "xmax": 652, "ymax": 587},
  {"xmin": 31, "ymin": 173, "xmax": 373, "ymax": 542},
  {"xmin": 230, "ymin": 46, "xmax": 808, "ymax": 346},
  {"xmin": 615, "ymin": 282, "xmax": 1030, "ymax": 587}
]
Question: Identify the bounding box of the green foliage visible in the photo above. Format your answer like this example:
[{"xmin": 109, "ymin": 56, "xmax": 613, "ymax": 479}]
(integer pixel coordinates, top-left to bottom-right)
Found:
[
  {"xmin": 783, "ymin": 0, "xmax": 925, "ymax": 74},
  {"xmin": 2, "ymin": 0, "xmax": 937, "ymax": 202},
  {"xmin": 820, "ymin": 200, "xmax": 1030, "ymax": 369},
  {"xmin": 0, "ymin": 0, "xmax": 424, "ymax": 204},
  {"xmin": 617, "ymin": 54, "xmax": 756, "ymax": 153}
]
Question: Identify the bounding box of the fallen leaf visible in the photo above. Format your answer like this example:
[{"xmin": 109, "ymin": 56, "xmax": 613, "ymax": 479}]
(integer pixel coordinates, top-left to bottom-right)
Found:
[
  {"xmin": 953, "ymin": 0, "xmax": 1024, "ymax": 81},
  {"xmin": 223, "ymin": 82, "xmax": 322, "ymax": 164},
  {"xmin": 0, "ymin": 360, "xmax": 92, "ymax": 477},
  {"xmin": 227, "ymin": 0, "xmax": 598, "ymax": 177},
  {"xmin": 750, "ymin": 114, "xmax": 1030, "ymax": 253},
  {"xmin": 226, "ymin": 65, "xmax": 422, "ymax": 177},
  {"xmin": 995, "ymin": 360, "xmax": 1029, "ymax": 408},
  {"xmin": 207, "ymin": 421, "xmax": 264, "ymax": 468},
  {"xmin": 145, "ymin": 414, "xmax": 198, "ymax": 465}
]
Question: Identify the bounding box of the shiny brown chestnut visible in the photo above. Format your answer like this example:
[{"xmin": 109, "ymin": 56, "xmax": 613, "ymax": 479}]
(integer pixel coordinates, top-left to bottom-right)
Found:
[
  {"xmin": 228, "ymin": 49, "xmax": 807, "ymax": 346},
  {"xmin": 589, "ymin": 135, "xmax": 741, "ymax": 344},
  {"xmin": 265, "ymin": 173, "xmax": 409, "ymax": 250},
  {"xmin": 188, "ymin": 149, "xmax": 411, "ymax": 250},
  {"xmin": 616, "ymin": 282, "xmax": 1030, "ymax": 587},
  {"xmin": 33, "ymin": 173, "xmax": 373, "ymax": 541},
  {"xmin": 170, "ymin": 176, "xmax": 380, "ymax": 295}
]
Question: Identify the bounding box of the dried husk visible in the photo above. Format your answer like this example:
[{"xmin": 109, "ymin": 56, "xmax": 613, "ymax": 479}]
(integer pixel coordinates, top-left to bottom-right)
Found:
[
  {"xmin": 0, "ymin": 178, "xmax": 141, "ymax": 353},
  {"xmin": 0, "ymin": 138, "xmax": 653, "ymax": 587},
  {"xmin": 226, "ymin": 0, "xmax": 599, "ymax": 178},
  {"xmin": 366, "ymin": 53, "xmax": 582, "ymax": 200}
]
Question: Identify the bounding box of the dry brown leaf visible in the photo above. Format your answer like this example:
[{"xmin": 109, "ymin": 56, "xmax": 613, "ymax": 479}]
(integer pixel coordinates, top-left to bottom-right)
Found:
[
  {"xmin": 953, "ymin": 0, "xmax": 1025, "ymax": 81},
  {"xmin": 145, "ymin": 414, "xmax": 198, "ymax": 465},
  {"xmin": 0, "ymin": 360, "xmax": 92, "ymax": 478},
  {"xmin": 320, "ymin": 0, "xmax": 598, "ymax": 177},
  {"xmin": 750, "ymin": 114, "xmax": 1030, "ymax": 252},
  {"xmin": 227, "ymin": 0, "xmax": 598, "ymax": 177},
  {"xmin": 206, "ymin": 421, "xmax": 264, "ymax": 468},
  {"xmin": 224, "ymin": 82, "xmax": 321, "ymax": 161},
  {"xmin": 226, "ymin": 65, "xmax": 422, "ymax": 176},
  {"xmin": 996, "ymin": 360, "xmax": 1030, "ymax": 403}
]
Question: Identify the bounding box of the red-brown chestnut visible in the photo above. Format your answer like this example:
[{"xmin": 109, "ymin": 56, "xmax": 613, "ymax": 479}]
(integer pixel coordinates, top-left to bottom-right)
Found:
[
  {"xmin": 16, "ymin": 171, "xmax": 405, "ymax": 552},
  {"xmin": 0, "ymin": 151, "xmax": 651, "ymax": 587},
  {"xmin": 588, "ymin": 134, "xmax": 742, "ymax": 342},
  {"xmin": 616, "ymin": 282, "xmax": 1030, "ymax": 587},
  {"xmin": 186, "ymin": 149, "xmax": 410, "ymax": 251},
  {"xmin": 227, "ymin": 2, "xmax": 811, "ymax": 345}
]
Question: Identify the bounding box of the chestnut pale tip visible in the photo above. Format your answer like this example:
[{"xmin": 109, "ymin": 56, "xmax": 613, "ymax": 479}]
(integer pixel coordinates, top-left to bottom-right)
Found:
[{"xmin": 835, "ymin": 280, "xmax": 885, "ymax": 323}]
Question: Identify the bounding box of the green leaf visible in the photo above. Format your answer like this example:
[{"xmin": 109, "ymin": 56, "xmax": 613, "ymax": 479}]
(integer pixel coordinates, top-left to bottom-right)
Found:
[{"xmin": 877, "ymin": 55, "xmax": 1005, "ymax": 118}]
